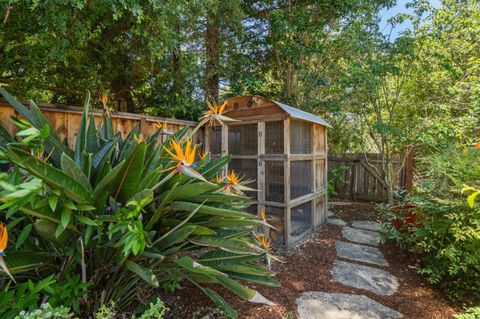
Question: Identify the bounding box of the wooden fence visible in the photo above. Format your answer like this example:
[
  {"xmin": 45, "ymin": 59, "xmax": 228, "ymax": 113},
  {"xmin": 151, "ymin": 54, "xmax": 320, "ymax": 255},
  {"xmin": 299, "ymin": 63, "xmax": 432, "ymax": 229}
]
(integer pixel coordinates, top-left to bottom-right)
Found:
[
  {"xmin": 0, "ymin": 101, "xmax": 199, "ymax": 148},
  {"xmin": 328, "ymin": 153, "xmax": 413, "ymax": 202}
]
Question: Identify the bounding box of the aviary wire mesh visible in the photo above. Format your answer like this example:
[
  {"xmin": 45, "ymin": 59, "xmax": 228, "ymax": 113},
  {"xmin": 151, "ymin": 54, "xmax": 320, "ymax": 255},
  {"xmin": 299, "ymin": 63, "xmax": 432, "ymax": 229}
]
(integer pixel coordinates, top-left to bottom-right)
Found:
[
  {"xmin": 265, "ymin": 121, "xmax": 284, "ymax": 154},
  {"xmin": 210, "ymin": 126, "xmax": 222, "ymax": 155},
  {"xmin": 228, "ymin": 124, "xmax": 258, "ymax": 155},
  {"xmin": 291, "ymin": 201, "xmax": 312, "ymax": 241},
  {"xmin": 264, "ymin": 206, "xmax": 285, "ymax": 247},
  {"xmin": 290, "ymin": 160, "xmax": 312, "ymax": 199},
  {"xmin": 265, "ymin": 161, "xmax": 284, "ymax": 203},
  {"xmin": 315, "ymin": 159, "xmax": 326, "ymax": 190},
  {"xmin": 228, "ymin": 159, "xmax": 258, "ymax": 200},
  {"xmin": 290, "ymin": 120, "xmax": 312, "ymax": 154}
]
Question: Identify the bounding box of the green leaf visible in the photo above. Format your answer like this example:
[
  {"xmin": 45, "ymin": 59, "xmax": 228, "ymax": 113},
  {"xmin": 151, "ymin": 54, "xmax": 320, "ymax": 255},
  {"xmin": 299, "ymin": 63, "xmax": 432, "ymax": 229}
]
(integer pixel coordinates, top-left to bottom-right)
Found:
[
  {"xmin": 93, "ymin": 162, "xmax": 125, "ymax": 203},
  {"xmin": 60, "ymin": 153, "xmax": 92, "ymax": 192},
  {"xmin": 61, "ymin": 209, "xmax": 71, "ymax": 228},
  {"xmin": 76, "ymin": 215, "xmax": 99, "ymax": 226},
  {"xmin": 86, "ymin": 113, "xmax": 99, "ymax": 153},
  {"xmin": 15, "ymin": 224, "xmax": 33, "ymax": 249},
  {"xmin": 113, "ymin": 142, "xmax": 146, "ymax": 201},
  {"xmin": 199, "ymin": 155, "xmax": 231, "ymax": 179},
  {"xmin": 17, "ymin": 205, "xmax": 63, "ymax": 226},
  {"xmin": 125, "ymin": 260, "xmax": 159, "ymax": 287},
  {"xmin": 75, "ymin": 92, "xmax": 90, "ymax": 164},
  {"xmin": 191, "ymin": 236, "xmax": 260, "ymax": 255},
  {"xmin": 0, "ymin": 88, "xmax": 36, "ymax": 124},
  {"xmin": 92, "ymin": 139, "xmax": 115, "ymax": 169},
  {"xmin": 202, "ymin": 288, "xmax": 238, "ymax": 319},
  {"xmin": 211, "ymin": 263, "xmax": 273, "ymax": 277},
  {"xmin": 127, "ymin": 189, "xmax": 154, "ymax": 208},
  {"xmin": 4, "ymin": 251, "xmax": 47, "ymax": 274},
  {"xmin": 33, "ymin": 219, "xmax": 72, "ymax": 246},
  {"xmin": 8, "ymin": 147, "xmax": 93, "ymax": 204},
  {"xmin": 467, "ymin": 191, "xmax": 480, "ymax": 208},
  {"xmin": 55, "ymin": 222, "xmax": 67, "ymax": 238},
  {"xmin": 48, "ymin": 195, "xmax": 58, "ymax": 212},
  {"xmin": 191, "ymin": 225, "xmax": 216, "ymax": 236},
  {"xmin": 157, "ymin": 182, "xmax": 219, "ymax": 203},
  {"xmin": 152, "ymin": 201, "xmax": 202, "ymax": 241},
  {"xmin": 176, "ymin": 256, "xmax": 227, "ymax": 278},
  {"xmin": 156, "ymin": 226, "xmax": 195, "ymax": 250},
  {"xmin": 16, "ymin": 127, "xmax": 40, "ymax": 137},
  {"xmin": 228, "ymin": 273, "xmax": 280, "ymax": 287},
  {"xmin": 28, "ymin": 100, "xmax": 73, "ymax": 162},
  {"xmin": 169, "ymin": 201, "xmax": 254, "ymax": 219},
  {"xmin": 200, "ymin": 251, "xmax": 260, "ymax": 264},
  {"xmin": 202, "ymin": 219, "xmax": 262, "ymax": 228}
]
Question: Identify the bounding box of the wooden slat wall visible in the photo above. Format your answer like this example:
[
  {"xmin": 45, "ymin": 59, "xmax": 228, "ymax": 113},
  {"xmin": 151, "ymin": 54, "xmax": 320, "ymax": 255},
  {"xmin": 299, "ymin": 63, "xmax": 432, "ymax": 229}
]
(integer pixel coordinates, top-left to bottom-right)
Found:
[
  {"xmin": 328, "ymin": 153, "xmax": 407, "ymax": 202},
  {"xmin": 0, "ymin": 102, "xmax": 199, "ymax": 147}
]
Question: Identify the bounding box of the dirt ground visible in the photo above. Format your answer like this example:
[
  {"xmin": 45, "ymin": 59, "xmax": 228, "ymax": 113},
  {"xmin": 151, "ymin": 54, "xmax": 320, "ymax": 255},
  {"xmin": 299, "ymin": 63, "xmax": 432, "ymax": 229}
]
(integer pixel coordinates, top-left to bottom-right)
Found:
[{"xmin": 161, "ymin": 202, "xmax": 461, "ymax": 319}]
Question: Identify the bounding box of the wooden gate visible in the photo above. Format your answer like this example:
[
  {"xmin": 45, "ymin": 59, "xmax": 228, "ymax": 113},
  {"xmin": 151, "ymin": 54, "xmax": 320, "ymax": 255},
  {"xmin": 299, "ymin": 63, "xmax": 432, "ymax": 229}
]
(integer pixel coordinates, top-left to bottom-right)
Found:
[{"xmin": 328, "ymin": 153, "xmax": 412, "ymax": 202}]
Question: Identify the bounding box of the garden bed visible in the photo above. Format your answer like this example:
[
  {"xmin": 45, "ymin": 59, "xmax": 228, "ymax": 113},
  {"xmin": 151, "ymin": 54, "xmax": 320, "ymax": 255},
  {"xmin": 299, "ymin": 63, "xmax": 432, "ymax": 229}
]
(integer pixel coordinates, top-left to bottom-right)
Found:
[{"xmin": 161, "ymin": 202, "xmax": 461, "ymax": 319}]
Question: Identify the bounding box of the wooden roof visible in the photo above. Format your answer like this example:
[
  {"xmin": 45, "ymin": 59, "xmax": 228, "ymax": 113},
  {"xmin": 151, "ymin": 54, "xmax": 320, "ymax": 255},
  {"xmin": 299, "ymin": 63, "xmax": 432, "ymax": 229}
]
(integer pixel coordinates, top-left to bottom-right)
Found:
[{"xmin": 222, "ymin": 95, "xmax": 331, "ymax": 127}]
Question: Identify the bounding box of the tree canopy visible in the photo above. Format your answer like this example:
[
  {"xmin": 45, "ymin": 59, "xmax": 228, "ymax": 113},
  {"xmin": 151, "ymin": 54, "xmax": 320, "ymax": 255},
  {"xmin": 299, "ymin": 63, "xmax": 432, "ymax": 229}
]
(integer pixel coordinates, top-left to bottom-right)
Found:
[{"xmin": 1, "ymin": 0, "xmax": 478, "ymax": 152}]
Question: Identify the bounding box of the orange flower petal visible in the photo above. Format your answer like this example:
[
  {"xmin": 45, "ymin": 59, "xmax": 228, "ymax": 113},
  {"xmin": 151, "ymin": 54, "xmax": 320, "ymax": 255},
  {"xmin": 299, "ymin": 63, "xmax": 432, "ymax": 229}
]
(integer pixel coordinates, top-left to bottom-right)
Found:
[{"xmin": 0, "ymin": 223, "xmax": 8, "ymax": 253}]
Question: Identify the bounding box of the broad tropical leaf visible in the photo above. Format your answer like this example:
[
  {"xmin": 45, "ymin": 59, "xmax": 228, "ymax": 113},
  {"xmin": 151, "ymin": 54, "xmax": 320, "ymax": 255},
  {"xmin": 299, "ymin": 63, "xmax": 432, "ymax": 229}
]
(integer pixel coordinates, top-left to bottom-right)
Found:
[{"xmin": 8, "ymin": 147, "xmax": 93, "ymax": 204}]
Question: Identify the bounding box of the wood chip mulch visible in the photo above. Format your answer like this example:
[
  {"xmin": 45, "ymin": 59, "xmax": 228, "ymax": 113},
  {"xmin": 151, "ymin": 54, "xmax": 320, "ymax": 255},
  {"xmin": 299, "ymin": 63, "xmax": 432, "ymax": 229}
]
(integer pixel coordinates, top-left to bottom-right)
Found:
[{"xmin": 161, "ymin": 202, "xmax": 461, "ymax": 319}]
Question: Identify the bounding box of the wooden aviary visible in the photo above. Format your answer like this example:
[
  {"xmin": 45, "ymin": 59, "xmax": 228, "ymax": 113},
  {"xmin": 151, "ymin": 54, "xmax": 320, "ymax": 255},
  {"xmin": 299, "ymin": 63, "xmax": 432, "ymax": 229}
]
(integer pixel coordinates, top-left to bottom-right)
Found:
[
  {"xmin": 0, "ymin": 101, "xmax": 198, "ymax": 147},
  {"xmin": 205, "ymin": 96, "xmax": 330, "ymax": 249}
]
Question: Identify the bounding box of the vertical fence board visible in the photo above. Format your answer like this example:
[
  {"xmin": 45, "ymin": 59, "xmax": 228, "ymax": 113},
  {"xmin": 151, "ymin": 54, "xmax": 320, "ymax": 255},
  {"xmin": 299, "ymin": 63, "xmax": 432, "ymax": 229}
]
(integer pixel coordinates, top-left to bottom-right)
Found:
[{"xmin": 328, "ymin": 153, "xmax": 409, "ymax": 202}]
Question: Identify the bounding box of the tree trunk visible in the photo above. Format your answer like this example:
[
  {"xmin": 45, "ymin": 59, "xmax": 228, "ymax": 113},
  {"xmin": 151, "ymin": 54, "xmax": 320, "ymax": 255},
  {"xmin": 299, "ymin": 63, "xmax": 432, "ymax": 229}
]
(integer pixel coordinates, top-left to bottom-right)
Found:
[
  {"xmin": 205, "ymin": 6, "xmax": 220, "ymax": 101},
  {"xmin": 385, "ymin": 159, "xmax": 395, "ymax": 205},
  {"xmin": 111, "ymin": 78, "xmax": 135, "ymax": 113}
]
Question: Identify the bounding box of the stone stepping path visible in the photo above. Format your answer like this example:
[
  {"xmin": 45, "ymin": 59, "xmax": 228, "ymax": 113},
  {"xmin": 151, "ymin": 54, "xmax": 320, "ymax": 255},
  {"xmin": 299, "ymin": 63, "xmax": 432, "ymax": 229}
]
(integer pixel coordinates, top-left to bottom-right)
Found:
[
  {"xmin": 335, "ymin": 240, "xmax": 388, "ymax": 267},
  {"xmin": 297, "ymin": 292, "xmax": 403, "ymax": 319},
  {"xmin": 331, "ymin": 260, "xmax": 399, "ymax": 296},
  {"xmin": 297, "ymin": 220, "xmax": 403, "ymax": 319},
  {"xmin": 352, "ymin": 220, "xmax": 385, "ymax": 233},
  {"xmin": 342, "ymin": 226, "xmax": 381, "ymax": 246},
  {"xmin": 326, "ymin": 217, "xmax": 348, "ymax": 226}
]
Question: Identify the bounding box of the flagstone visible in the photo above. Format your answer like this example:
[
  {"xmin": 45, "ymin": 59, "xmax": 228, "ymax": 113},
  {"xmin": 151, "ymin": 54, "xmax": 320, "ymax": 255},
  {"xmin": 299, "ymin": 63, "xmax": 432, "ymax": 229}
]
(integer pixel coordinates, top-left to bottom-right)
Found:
[
  {"xmin": 342, "ymin": 226, "xmax": 382, "ymax": 246},
  {"xmin": 331, "ymin": 260, "xmax": 399, "ymax": 296},
  {"xmin": 336, "ymin": 240, "xmax": 388, "ymax": 266},
  {"xmin": 297, "ymin": 292, "xmax": 403, "ymax": 319}
]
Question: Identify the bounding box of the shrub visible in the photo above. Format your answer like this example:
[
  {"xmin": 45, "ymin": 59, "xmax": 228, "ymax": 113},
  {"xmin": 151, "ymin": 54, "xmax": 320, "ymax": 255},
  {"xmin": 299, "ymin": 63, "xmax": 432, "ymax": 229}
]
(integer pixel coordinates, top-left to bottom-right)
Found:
[
  {"xmin": 133, "ymin": 298, "xmax": 167, "ymax": 319},
  {"xmin": 94, "ymin": 302, "xmax": 116, "ymax": 319},
  {"xmin": 0, "ymin": 89, "xmax": 279, "ymax": 318},
  {"xmin": 383, "ymin": 144, "xmax": 480, "ymax": 301},
  {"xmin": 327, "ymin": 165, "xmax": 348, "ymax": 198},
  {"xmin": 14, "ymin": 303, "xmax": 75, "ymax": 319},
  {"xmin": 454, "ymin": 307, "xmax": 480, "ymax": 319}
]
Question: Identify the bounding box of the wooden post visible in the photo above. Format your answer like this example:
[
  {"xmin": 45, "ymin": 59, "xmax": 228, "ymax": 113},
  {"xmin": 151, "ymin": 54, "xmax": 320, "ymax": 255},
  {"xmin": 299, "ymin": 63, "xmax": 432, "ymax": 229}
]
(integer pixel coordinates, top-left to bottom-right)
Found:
[
  {"xmin": 311, "ymin": 123, "xmax": 317, "ymax": 229},
  {"xmin": 221, "ymin": 124, "xmax": 228, "ymax": 176},
  {"xmin": 204, "ymin": 126, "xmax": 211, "ymax": 153},
  {"xmin": 140, "ymin": 116, "xmax": 148, "ymax": 138},
  {"xmin": 324, "ymin": 127, "xmax": 328, "ymax": 221},
  {"xmin": 258, "ymin": 122, "xmax": 265, "ymax": 218},
  {"xmin": 284, "ymin": 118, "xmax": 291, "ymax": 249}
]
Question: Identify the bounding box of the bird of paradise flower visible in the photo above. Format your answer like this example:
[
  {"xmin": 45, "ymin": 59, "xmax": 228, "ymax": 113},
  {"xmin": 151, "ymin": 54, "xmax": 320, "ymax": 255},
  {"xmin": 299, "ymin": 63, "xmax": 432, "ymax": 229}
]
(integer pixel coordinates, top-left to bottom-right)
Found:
[
  {"xmin": 222, "ymin": 170, "xmax": 255, "ymax": 196},
  {"xmin": 199, "ymin": 101, "xmax": 237, "ymax": 127},
  {"xmin": 0, "ymin": 223, "xmax": 15, "ymax": 282},
  {"xmin": 187, "ymin": 100, "xmax": 237, "ymax": 139},
  {"xmin": 158, "ymin": 139, "xmax": 207, "ymax": 184}
]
